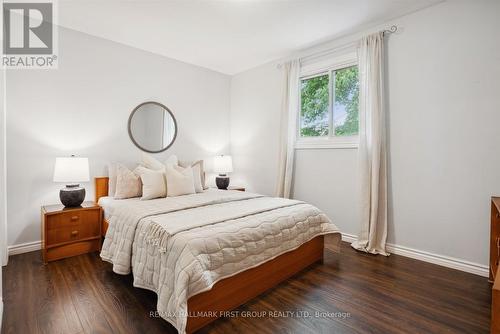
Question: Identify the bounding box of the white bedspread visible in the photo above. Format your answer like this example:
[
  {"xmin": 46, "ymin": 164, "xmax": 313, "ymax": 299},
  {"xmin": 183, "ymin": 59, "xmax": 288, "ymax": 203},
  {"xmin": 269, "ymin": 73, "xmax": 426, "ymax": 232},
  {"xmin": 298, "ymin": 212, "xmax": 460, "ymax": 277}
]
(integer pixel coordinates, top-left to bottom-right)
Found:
[
  {"xmin": 100, "ymin": 189, "xmax": 340, "ymax": 333},
  {"xmin": 98, "ymin": 196, "xmax": 140, "ymax": 220}
]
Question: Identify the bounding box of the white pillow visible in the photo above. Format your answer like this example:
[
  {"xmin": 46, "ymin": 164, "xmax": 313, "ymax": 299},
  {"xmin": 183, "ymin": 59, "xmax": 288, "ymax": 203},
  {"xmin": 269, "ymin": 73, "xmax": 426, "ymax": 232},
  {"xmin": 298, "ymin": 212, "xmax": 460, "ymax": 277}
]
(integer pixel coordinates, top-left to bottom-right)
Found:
[
  {"xmin": 114, "ymin": 164, "xmax": 142, "ymax": 199},
  {"xmin": 139, "ymin": 170, "xmax": 167, "ymax": 200},
  {"xmin": 142, "ymin": 153, "xmax": 178, "ymax": 171},
  {"xmin": 179, "ymin": 160, "xmax": 206, "ymax": 191},
  {"xmin": 134, "ymin": 165, "xmax": 154, "ymax": 177},
  {"xmin": 165, "ymin": 155, "xmax": 179, "ymax": 168},
  {"xmin": 165, "ymin": 165, "xmax": 195, "ymax": 197},
  {"xmin": 191, "ymin": 163, "xmax": 203, "ymax": 193},
  {"xmin": 108, "ymin": 163, "xmax": 118, "ymax": 196}
]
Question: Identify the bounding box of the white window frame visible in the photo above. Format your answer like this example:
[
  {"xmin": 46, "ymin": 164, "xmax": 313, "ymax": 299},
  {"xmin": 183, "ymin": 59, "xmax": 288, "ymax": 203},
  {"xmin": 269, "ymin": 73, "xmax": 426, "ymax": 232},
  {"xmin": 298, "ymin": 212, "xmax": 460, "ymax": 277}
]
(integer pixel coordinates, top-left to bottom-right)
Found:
[{"xmin": 296, "ymin": 53, "xmax": 359, "ymax": 150}]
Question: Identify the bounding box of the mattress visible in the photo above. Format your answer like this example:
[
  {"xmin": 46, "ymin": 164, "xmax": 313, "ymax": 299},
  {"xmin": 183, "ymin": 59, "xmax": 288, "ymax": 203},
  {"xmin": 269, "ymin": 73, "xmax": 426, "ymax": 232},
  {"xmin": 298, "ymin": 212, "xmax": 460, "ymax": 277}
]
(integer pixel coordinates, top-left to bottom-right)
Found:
[{"xmin": 99, "ymin": 189, "xmax": 340, "ymax": 333}]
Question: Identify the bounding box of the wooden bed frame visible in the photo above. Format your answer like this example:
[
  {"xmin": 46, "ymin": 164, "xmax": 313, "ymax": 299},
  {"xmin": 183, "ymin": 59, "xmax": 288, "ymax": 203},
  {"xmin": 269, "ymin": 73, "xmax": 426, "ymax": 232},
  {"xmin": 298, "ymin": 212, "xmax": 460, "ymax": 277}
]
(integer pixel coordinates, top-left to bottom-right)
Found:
[{"xmin": 94, "ymin": 177, "xmax": 327, "ymax": 333}]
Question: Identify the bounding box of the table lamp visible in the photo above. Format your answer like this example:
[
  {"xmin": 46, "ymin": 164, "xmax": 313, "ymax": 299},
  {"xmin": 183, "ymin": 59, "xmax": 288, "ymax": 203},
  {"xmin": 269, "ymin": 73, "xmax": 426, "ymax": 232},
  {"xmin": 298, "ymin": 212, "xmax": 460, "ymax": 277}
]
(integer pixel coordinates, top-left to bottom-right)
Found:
[{"xmin": 214, "ymin": 155, "xmax": 233, "ymax": 190}]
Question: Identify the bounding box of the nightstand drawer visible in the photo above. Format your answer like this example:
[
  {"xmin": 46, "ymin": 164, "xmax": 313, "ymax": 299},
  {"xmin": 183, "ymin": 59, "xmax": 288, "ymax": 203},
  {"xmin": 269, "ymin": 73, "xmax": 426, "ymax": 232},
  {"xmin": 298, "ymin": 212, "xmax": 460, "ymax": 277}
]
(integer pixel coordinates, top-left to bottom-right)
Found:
[
  {"xmin": 46, "ymin": 210, "xmax": 100, "ymax": 230},
  {"xmin": 46, "ymin": 221, "xmax": 99, "ymax": 245}
]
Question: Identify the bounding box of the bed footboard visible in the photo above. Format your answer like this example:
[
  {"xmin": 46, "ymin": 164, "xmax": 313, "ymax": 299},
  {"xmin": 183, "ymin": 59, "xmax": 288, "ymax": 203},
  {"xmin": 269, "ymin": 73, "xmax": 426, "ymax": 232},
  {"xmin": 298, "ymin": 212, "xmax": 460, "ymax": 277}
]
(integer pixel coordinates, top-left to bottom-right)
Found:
[{"xmin": 186, "ymin": 235, "xmax": 325, "ymax": 333}]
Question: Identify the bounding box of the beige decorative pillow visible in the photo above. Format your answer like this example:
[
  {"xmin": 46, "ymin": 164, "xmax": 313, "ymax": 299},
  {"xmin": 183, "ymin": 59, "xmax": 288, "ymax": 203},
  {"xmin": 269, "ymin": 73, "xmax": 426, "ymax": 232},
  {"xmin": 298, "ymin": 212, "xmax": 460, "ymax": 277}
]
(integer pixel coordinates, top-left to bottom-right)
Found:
[
  {"xmin": 114, "ymin": 164, "xmax": 142, "ymax": 199},
  {"xmin": 134, "ymin": 165, "xmax": 154, "ymax": 177},
  {"xmin": 165, "ymin": 165, "xmax": 195, "ymax": 197},
  {"xmin": 191, "ymin": 163, "xmax": 203, "ymax": 193},
  {"xmin": 107, "ymin": 163, "xmax": 118, "ymax": 196},
  {"xmin": 140, "ymin": 170, "xmax": 167, "ymax": 200},
  {"xmin": 142, "ymin": 152, "xmax": 178, "ymax": 171},
  {"xmin": 165, "ymin": 155, "xmax": 179, "ymax": 168},
  {"xmin": 179, "ymin": 160, "xmax": 206, "ymax": 191}
]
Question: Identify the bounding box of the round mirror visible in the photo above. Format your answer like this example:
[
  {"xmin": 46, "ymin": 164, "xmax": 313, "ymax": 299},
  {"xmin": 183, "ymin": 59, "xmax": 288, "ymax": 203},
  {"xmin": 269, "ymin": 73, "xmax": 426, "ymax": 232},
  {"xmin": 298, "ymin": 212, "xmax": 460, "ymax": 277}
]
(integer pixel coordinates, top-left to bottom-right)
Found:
[{"xmin": 128, "ymin": 101, "xmax": 178, "ymax": 153}]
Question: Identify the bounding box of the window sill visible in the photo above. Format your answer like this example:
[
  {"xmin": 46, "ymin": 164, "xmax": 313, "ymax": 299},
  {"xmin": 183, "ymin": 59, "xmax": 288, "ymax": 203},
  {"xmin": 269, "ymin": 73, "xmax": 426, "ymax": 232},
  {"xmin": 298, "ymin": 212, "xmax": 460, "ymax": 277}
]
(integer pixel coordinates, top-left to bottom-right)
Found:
[{"xmin": 295, "ymin": 138, "xmax": 359, "ymax": 150}]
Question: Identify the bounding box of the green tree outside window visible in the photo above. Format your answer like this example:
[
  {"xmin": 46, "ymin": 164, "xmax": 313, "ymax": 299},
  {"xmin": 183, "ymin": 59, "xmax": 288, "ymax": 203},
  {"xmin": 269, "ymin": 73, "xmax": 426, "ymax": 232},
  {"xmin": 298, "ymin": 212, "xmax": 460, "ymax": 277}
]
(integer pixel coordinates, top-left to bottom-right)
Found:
[{"xmin": 300, "ymin": 66, "xmax": 359, "ymax": 137}]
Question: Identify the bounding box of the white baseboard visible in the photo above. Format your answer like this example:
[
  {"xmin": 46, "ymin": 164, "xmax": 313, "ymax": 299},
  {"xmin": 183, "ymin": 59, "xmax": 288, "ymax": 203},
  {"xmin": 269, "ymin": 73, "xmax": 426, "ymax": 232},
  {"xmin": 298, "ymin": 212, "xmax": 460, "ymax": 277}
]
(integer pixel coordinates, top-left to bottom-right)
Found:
[
  {"xmin": 7, "ymin": 240, "xmax": 41, "ymax": 256},
  {"xmin": 6, "ymin": 236, "xmax": 490, "ymax": 277},
  {"xmin": 342, "ymin": 233, "xmax": 489, "ymax": 277}
]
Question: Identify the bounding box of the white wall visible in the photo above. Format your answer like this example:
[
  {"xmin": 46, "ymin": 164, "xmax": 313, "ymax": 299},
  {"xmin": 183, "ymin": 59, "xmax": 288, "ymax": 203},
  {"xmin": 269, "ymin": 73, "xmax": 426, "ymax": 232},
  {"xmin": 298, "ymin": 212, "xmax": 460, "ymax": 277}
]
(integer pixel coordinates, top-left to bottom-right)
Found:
[
  {"xmin": 230, "ymin": 64, "xmax": 283, "ymax": 195},
  {"xmin": 6, "ymin": 27, "xmax": 231, "ymax": 247},
  {"xmin": 230, "ymin": 0, "xmax": 500, "ymax": 267}
]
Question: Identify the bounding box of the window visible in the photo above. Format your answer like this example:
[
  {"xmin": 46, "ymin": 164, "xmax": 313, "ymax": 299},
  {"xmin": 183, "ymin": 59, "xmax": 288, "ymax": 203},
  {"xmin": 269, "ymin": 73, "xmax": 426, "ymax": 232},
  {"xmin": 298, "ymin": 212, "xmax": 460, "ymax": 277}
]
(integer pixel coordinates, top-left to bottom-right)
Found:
[
  {"xmin": 297, "ymin": 62, "xmax": 359, "ymax": 149},
  {"xmin": 300, "ymin": 74, "xmax": 329, "ymax": 137},
  {"xmin": 333, "ymin": 66, "xmax": 359, "ymax": 137}
]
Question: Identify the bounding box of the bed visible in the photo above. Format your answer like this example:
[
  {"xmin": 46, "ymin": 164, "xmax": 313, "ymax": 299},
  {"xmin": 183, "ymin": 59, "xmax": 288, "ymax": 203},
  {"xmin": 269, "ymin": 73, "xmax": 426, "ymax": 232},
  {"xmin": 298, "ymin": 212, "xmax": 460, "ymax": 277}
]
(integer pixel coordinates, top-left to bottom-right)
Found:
[{"xmin": 95, "ymin": 177, "xmax": 341, "ymax": 333}]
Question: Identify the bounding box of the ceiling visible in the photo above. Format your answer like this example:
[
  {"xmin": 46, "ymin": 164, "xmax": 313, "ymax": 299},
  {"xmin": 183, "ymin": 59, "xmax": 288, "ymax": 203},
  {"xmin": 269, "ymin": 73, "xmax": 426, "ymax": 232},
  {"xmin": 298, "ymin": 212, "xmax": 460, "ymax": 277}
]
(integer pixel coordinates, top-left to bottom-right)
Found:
[{"xmin": 58, "ymin": 0, "xmax": 442, "ymax": 75}]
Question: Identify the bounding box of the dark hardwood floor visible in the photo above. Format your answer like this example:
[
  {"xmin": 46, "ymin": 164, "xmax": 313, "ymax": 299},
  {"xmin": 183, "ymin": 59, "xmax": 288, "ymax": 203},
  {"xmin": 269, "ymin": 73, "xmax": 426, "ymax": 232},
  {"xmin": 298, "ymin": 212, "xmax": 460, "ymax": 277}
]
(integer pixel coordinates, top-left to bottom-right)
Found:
[{"xmin": 1, "ymin": 242, "xmax": 492, "ymax": 334}]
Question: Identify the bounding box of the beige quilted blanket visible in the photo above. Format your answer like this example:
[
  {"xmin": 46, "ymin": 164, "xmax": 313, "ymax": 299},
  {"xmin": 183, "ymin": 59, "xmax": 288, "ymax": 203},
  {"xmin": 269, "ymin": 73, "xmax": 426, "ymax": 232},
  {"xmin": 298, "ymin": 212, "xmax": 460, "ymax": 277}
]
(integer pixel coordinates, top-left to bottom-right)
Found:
[{"xmin": 100, "ymin": 189, "xmax": 340, "ymax": 333}]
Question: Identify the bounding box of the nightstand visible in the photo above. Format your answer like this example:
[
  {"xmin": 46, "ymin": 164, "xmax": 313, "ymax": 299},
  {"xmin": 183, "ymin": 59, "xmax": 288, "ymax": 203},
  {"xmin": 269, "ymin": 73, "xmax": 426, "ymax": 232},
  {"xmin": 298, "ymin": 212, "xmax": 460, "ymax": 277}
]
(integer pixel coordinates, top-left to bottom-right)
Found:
[{"xmin": 41, "ymin": 201, "xmax": 102, "ymax": 263}]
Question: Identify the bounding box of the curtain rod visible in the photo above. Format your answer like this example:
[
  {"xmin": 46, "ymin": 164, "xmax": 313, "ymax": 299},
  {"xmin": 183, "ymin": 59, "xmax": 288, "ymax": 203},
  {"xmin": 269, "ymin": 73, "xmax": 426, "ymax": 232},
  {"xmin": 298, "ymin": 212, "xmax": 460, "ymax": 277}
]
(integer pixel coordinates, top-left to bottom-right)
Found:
[
  {"xmin": 382, "ymin": 25, "xmax": 398, "ymax": 36},
  {"xmin": 277, "ymin": 25, "xmax": 398, "ymax": 69}
]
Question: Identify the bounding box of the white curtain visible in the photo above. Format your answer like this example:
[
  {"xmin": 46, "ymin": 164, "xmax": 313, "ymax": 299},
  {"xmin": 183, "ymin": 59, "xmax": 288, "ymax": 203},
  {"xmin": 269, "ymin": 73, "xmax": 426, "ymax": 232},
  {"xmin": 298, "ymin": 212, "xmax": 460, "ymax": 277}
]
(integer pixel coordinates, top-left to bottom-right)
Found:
[
  {"xmin": 351, "ymin": 32, "xmax": 389, "ymax": 256},
  {"xmin": 276, "ymin": 60, "xmax": 300, "ymax": 199}
]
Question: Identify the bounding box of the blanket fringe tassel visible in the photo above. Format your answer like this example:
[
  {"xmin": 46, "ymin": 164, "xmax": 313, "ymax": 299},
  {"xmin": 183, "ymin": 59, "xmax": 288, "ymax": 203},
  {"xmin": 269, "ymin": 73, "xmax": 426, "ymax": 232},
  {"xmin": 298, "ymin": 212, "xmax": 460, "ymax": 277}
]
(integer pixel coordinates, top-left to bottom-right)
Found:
[{"xmin": 146, "ymin": 223, "xmax": 170, "ymax": 253}]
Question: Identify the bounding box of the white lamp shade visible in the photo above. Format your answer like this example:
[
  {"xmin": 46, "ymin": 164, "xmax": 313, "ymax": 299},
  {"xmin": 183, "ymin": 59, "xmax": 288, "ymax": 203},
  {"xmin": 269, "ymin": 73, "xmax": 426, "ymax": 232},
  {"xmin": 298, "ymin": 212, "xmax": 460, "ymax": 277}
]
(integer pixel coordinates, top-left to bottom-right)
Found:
[
  {"xmin": 213, "ymin": 155, "xmax": 233, "ymax": 174},
  {"xmin": 53, "ymin": 157, "xmax": 90, "ymax": 183}
]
